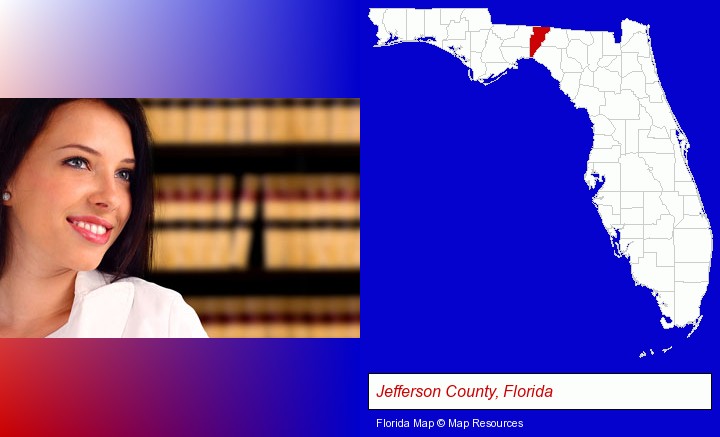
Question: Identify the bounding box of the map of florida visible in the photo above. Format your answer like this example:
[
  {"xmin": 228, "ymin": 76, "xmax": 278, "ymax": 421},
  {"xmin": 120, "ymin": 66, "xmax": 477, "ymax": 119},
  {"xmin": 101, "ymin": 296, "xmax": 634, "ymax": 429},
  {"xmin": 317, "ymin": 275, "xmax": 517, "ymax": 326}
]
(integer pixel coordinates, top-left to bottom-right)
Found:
[{"xmin": 369, "ymin": 8, "xmax": 712, "ymax": 335}]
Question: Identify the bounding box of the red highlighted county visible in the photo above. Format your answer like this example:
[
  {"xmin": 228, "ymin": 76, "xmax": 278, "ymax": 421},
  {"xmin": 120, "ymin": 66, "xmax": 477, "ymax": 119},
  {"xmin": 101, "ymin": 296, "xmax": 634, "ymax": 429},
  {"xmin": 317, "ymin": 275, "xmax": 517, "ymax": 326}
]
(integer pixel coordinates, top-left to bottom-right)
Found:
[{"xmin": 529, "ymin": 27, "xmax": 551, "ymax": 57}]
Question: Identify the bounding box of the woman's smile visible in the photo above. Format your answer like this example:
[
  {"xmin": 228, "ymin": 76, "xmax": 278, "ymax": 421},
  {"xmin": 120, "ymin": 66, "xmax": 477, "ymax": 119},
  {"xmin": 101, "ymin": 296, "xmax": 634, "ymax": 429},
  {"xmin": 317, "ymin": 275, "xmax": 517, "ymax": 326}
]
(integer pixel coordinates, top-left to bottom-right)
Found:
[{"xmin": 67, "ymin": 216, "xmax": 114, "ymax": 245}]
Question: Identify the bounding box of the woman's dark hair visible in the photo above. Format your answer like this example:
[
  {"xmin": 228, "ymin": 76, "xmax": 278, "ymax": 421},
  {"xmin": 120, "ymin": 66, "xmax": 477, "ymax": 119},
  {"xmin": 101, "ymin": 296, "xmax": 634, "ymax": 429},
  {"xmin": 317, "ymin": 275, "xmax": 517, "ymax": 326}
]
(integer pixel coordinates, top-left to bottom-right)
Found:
[{"xmin": 0, "ymin": 99, "xmax": 154, "ymax": 280}]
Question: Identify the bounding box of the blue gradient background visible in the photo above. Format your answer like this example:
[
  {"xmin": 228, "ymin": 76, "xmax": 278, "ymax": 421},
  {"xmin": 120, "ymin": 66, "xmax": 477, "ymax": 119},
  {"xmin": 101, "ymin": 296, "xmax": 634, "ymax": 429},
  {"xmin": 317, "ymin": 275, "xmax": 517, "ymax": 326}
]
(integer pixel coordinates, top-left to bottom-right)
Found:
[
  {"xmin": 0, "ymin": 0, "xmax": 362, "ymax": 96},
  {"xmin": 0, "ymin": 1, "xmax": 716, "ymax": 436}
]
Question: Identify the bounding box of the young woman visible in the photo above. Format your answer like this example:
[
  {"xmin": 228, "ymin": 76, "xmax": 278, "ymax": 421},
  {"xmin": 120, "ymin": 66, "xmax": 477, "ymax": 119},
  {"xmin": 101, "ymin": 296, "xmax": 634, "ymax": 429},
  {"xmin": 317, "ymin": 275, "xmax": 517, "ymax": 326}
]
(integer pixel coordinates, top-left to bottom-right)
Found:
[{"xmin": 0, "ymin": 99, "xmax": 207, "ymax": 337}]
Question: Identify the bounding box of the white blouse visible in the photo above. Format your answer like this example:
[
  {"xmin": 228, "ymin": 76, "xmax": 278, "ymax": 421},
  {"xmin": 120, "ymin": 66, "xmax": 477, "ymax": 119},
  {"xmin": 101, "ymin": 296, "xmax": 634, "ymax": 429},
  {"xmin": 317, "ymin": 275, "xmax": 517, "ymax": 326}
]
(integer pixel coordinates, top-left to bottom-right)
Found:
[{"xmin": 46, "ymin": 270, "xmax": 208, "ymax": 338}]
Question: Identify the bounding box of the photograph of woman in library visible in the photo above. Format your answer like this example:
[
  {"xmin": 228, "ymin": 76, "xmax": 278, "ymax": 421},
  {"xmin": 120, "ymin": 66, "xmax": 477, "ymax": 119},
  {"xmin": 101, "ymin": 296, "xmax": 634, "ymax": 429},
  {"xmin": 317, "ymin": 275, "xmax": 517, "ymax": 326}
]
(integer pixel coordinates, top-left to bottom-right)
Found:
[{"xmin": 0, "ymin": 99, "xmax": 207, "ymax": 337}]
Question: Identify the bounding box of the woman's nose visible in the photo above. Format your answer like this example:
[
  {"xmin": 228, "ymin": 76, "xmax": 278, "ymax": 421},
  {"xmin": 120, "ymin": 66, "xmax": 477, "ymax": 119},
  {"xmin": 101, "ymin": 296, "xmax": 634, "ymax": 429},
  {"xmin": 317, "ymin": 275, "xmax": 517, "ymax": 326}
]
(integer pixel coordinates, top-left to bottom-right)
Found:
[{"xmin": 88, "ymin": 173, "xmax": 122, "ymax": 210}]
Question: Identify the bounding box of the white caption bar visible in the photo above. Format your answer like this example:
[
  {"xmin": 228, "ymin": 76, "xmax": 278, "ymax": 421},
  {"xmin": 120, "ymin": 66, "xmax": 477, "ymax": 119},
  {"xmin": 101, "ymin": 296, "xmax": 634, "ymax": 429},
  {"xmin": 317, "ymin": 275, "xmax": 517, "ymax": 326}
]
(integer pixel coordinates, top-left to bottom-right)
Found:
[{"xmin": 369, "ymin": 374, "xmax": 711, "ymax": 410}]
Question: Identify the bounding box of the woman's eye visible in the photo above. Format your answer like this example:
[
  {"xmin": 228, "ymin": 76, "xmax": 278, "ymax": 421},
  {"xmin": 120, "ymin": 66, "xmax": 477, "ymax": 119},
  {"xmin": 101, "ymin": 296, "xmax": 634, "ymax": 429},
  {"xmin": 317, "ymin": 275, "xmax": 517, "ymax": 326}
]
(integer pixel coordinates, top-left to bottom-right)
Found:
[
  {"xmin": 64, "ymin": 157, "xmax": 89, "ymax": 169},
  {"xmin": 116, "ymin": 170, "xmax": 133, "ymax": 182}
]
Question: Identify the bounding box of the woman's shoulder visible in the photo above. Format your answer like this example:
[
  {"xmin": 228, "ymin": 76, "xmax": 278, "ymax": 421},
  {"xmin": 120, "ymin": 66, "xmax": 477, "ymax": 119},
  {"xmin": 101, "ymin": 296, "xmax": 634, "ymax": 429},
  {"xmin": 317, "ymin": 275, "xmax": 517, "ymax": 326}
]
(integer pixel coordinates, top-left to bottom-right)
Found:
[
  {"xmin": 116, "ymin": 274, "xmax": 183, "ymax": 302},
  {"xmin": 88, "ymin": 270, "xmax": 182, "ymax": 305},
  {"xmin": 88, "ymin": 270, "xmax": 208, "ymax": 338}
]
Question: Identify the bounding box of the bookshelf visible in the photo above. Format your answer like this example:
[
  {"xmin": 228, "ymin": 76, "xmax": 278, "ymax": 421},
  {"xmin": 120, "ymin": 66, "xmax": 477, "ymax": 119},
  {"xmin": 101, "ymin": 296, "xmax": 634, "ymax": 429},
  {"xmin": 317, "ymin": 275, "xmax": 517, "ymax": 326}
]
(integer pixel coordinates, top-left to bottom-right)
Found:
[
  {"xmin": 146, "ymin": 270, "xmax": 360, "ymax": 296},
  {"xmin": 143, "ymin": 98, "xmax": 360, "ymax": 337},
  {"xmin": 152, "ymin": 145, "xmax": 359, "ymax": 173}
]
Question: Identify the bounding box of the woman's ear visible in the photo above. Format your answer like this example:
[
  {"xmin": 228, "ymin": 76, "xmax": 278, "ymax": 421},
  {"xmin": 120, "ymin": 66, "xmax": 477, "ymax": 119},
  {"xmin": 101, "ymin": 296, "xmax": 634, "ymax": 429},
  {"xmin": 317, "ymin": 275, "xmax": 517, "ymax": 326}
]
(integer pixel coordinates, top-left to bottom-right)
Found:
[{"xmin": 2, "ymin": 179, "xmax": 14, "ymax": 205}]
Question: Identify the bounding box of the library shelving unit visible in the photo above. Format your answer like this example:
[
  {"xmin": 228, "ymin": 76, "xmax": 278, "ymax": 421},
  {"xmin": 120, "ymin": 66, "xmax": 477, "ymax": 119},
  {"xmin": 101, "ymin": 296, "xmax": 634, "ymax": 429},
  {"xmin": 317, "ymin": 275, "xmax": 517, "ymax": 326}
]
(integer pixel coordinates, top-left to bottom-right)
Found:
[
  {"xmin": 146, "ymin": 142, "xmax": 360, "ymax": 296},
  {"xmin": 152, "ymin": 143, "xmax": 359, "ymax": 174},
  {"xmin": 141, "ymin": 99, "xmax": 360, "ymax": 337}
]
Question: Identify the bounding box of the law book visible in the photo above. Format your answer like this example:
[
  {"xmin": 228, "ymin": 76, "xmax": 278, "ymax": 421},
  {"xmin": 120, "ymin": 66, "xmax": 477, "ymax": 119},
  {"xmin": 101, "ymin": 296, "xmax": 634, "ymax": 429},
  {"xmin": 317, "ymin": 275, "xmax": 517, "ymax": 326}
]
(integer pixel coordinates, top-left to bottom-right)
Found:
[
  {"xmin": 212, "ymin": 174, "xmax": 236, "ymax": 269},
  {"xmin": 308, "ymin": 174, "xmax": 361, "ymax": 220},
  {"xmin": 344, "ymin": 294, "xmax": 361, "ymax": 338},
  {"xmin": 306, "ymin": 99, "xmax": 330, "ymax": 143},
  {"xmin": 306, "ymin": 175, "xmax": 324, "ymax": 220},
  {"xmin": 186, "ymin": 99, "xmax": 227, "ymax": 143},
  {"xmin": 263, "ymin": 174, "xmax": 289, "ymax": 269},
  {"xmin": 346, "ymin": 99, "xmax": 361, "ymax": 143},
  {"xmin": 222, "ymin": 297, "xmax": 245, "ymax": 338},
  {"xmin": 305, "ymin": 227, "xmax": 323, "ymax": 269},
  {"xmin": 153, "ymin": 174, "xmax": 235, "ymax": 270},
  {"xmin": 207, "ymin": 99, "xmax": 229, "ymax": 143},
  {"xmin": 264, "ymin": 229, "xmax": 286, "ymax": 270},
  {"xmin": 247, "ymin": 99, "xmax": 270, "ymax": 143},
  {"xmin": 264, "ymin": 296, "xmax": 292, "ymax": 337},
  {"xmin": 153, "ymin": 228, "xmax": 187, "ymax": 270},
  {"xmin": 338, "ymin": 174, "xmax": 360, "ymax": 269},
  {"xmin": 144, "ymin": 99, "xmax": 169, "ymax": 143},
  {"xmin": 185, "ymin": 99, "xmax": 207, "ymax": 143},
  {"xmin": 215, "ymin": 174, "xmax": 235, "ymax": 221},
  {"xmin": 288, "ymin": 99, "xmax": 310, "ymax": 143},
  {"xmin": 329, "ymin": 99, "xmax": 351, "ymax": 143},
  {"xmin": 291, "ymin": 175, "xmax": 310, "ymax": 220},
  {"xmin": 231, "ymin": 174, "xmax": 259, "ymax": 269},
  {"xmin": 268, "ymin": 99, "xmax": 291, "ymax": 144},
  {"xmin": 288, "ymin": 228, "xmax": 305, "ymax": 269},
  {"xmin": 153, "ymin": 174, "xmax": 186, "ymax": 270},
  {"xmin": 185, "ymin": 295, "xmax": 360, "ymax": 338},
  {"xmin": 286, "ymin": 296, "xmax": 312, "ymax": 338},
  {"xmin": 325, "ymin": 296, "xmax": 361, "ymax": 338},
  {"xmin": 263, "ymin": 174, "xmax": 289, "ymax": 220},
  {"xmin": 314, "ymin": 174, "xmax": 359, "ymax": 269},
  {"xmin": 323, "ymin": 296, "xmax": 349, "ymax": 338},
  {"xmin": 147, "ymin": 98, "xmax": 356, "ymax": 145},
  {"xmin": 309, "ymin": 294, "xmax": 335, "ymax": 338},
  {"xmin": 190, "ymin": 175, "xmax": 217, "ymax": 221},
  {"xmin": 227, "ymin": 100, "xmax": 248, "ymax": 143},
  {"xmin": 349, "ymin": 227, "xmax": 361, "ymax": 269},
  {"xmin": 237, "ymin": 174, "xmax": 260, "ymax": 222},
  {"xmin": 200, "ymin": 296, "xmax": 227, "ymax": 338},
  {"xmin": 242, "ymin": 295, "xmax": 270, "ymax": 337},
  {"xmin": 153, "ymin": 175, "xmax": 171, "ymax": 222},
  {"xmin": 262, "ymin": 174, "xmax": 360, "ymax": 269},
  {"xmin": 165, "ymin": 99, "xmax": 189, "ymax": 143},
  {"xmin": 201, "ymin": 228, "xmax": 232, "ymax": 270}
]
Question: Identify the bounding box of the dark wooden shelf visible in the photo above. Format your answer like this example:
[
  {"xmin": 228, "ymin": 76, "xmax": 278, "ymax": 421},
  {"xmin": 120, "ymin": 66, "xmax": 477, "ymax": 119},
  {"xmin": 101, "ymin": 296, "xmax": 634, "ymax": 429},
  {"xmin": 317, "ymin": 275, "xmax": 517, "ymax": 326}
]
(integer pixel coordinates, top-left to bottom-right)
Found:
[
  {"xmin": 152, "ymin": 144, "xmax": 360, "ymax": 173},
  {"xmin": 149, "ymin": 143, "xmax": 360, "ymax": 297},
  {"xmin": 146, "ymin": 270, "xmax": 360, "ymax": 296}
]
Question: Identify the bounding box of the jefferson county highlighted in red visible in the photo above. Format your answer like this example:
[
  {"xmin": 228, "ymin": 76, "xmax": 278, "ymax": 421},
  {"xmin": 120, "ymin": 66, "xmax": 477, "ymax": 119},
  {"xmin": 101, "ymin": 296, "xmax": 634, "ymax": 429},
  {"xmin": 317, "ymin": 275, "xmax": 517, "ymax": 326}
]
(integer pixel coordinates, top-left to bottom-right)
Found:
[{"xmin": 529, "ymin": 27, "xmax": 551, "ymax": 57}]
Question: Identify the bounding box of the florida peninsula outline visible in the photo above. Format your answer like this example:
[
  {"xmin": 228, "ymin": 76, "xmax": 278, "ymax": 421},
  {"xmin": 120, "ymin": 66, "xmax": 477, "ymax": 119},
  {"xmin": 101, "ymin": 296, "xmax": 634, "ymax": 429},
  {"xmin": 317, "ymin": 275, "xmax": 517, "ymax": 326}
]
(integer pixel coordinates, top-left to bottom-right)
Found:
[{"xmin": 369, "ymin": 8, "xmax": 712, "ymax": 343}]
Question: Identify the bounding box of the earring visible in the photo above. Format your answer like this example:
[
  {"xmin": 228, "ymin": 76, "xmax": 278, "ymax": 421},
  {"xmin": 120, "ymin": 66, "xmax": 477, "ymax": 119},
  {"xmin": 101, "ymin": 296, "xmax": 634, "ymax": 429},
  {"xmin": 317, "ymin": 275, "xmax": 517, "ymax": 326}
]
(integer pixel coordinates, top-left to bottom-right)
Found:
[{"xmin": 2, "ymin": 192, "xmax": 10, "ymax": 201}]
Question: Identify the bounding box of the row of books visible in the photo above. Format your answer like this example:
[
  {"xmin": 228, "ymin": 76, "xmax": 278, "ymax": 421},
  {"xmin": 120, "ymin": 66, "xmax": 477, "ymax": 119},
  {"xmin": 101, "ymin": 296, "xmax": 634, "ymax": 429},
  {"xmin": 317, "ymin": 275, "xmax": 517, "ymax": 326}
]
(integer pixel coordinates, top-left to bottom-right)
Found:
[
  {"xmin": 184, "ymin": 295, "xmax": 360, "ymax": 338},
  {"xmin": 141, "ymin": 98, "xmax": 360, "ymax": 144},
  {"xmin": 152, "ymin": 174, "xmax": 360, "ymax": 270},
  {"xmin": 263, "ymin": 174, "xmax": 360, "ymax": 220},
  {"xmin": 152, "ymin": 228, "xmax": 360, "ymax": 270},
  {"xmin": 153, "ymin": 228, "xmax": 251, "ymax": 270},
  {"xmin": 155, "ymin": 174, "xmax": 235, "ymax": 221},
  {"xmin": 264, "ymin": 228, "xmax": 360, "ymax": 270},
  {"xmin": 154, "ymin": 174, "xmax": 361, "ymax": 222}
]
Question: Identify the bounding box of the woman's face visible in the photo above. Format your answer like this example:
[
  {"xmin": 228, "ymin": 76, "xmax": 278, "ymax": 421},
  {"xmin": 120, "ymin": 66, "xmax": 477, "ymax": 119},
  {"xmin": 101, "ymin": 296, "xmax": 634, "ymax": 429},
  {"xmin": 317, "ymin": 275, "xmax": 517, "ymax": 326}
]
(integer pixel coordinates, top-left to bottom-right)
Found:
[{"xmin": 4, "ymin": 100, "xmax": 135, "ymax": 273}]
